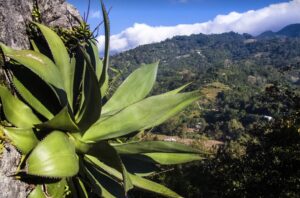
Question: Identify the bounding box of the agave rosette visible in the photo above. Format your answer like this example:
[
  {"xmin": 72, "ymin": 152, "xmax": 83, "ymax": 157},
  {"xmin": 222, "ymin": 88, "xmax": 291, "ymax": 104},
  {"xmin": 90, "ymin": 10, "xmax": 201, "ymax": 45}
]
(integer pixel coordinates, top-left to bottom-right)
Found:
[{"xmin": 0, "ymin": 3, "xmax": 205, "ymax": 198}]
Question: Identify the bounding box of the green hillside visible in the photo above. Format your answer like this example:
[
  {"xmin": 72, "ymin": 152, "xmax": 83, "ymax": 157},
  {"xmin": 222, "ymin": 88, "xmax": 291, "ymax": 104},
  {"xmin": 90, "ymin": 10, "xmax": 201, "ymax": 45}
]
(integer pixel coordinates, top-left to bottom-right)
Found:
[
  {"xmin": 110, "ymin": 28, "xmax": 300, "ymax": 197},
  {"xmin": 110, "ymin": 30, "xmax": 300, "ymax": 140}
]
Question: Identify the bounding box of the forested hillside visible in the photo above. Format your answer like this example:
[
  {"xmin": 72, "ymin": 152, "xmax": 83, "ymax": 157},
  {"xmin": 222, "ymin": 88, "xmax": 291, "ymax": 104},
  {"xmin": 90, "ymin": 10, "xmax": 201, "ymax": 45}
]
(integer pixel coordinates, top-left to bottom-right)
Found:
[
  {"xmin": 110, "ymin": 24, "xmax": 300, "ymax": 140},
  {"xmin": 110, "ymin": 24, "xmax": 300, "ymax": 197}
]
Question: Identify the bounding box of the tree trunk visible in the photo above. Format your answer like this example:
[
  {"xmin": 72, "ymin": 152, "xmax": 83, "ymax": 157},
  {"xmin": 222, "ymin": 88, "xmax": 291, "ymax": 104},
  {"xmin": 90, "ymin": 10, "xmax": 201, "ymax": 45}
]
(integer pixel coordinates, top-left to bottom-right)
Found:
[{"xmin": 0, "ymin": 0, "xmax": 81, "ymax": 197}]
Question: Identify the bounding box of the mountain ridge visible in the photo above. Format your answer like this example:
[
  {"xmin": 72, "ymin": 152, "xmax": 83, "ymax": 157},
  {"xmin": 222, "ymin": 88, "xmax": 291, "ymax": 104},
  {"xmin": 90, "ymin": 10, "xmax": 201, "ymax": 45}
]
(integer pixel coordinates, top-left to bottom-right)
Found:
[
  {"xmin": 110, "ymin": 22, "xmax": 300, "ymax": 104},
  {"xmin": 258, "ymin": 23, "xmax": 300, "ymax": 38}
]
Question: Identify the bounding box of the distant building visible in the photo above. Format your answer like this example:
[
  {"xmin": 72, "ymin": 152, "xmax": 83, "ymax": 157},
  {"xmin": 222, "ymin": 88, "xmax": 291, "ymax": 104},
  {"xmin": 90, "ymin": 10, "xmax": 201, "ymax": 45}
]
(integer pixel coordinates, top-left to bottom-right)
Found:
[{"xmin": 263, "ymin": 115, "xmax": 273, "ymax": 121}]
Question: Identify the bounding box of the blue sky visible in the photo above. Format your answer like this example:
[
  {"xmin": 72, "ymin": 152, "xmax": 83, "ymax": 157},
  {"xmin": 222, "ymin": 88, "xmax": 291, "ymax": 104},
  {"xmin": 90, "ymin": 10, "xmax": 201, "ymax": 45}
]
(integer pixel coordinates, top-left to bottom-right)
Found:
[
  {"xmin": 68, "ymin": 0, "xmax": 289, "ymax": 34},
  {"xmin": 67, "ymin": 0, "xmax": 300, "ymax": 54}
]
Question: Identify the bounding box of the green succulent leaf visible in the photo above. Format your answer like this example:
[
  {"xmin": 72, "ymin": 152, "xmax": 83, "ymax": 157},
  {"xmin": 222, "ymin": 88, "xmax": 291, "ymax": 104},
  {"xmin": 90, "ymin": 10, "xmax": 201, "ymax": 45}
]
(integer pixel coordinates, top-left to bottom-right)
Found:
[
  {"xmin": 28, "ymin": 185, "xmax": 46, "ymax": 198},
  {"xmin": 0, "ymin": 85, "xmax": 41, "ymax": 128},
  {"xmin": 73, "ymin": 177, "xmax": 89, "ymax": 198},
  {"xmin": 0, "ymin": 126, "xmax": 38, "ymax": 154},
  {"xmin": 99, "ymin": 2, "xmax": 110, "ymax": 96},
  {"xmin": 13, "ymin": 77, "xmax": 54, "ymax": 120},
  {"xmin": 33, "ymin": 22, "xmax": 74, "ymax": 108},
  {"xmin": 83, "ymin": 91, "xmax": 200, "ymax": 141},
  {"xmin": 85, "ymin": 155, "xmax": 181, "ymax": 198},
  {"xmin": 121, "ymin": 155, "xmax": 159, "ymax": 177},
  {"xmin": 83, "ymin": 165, "xmax": 117, "ymax": 198},
  {"xmin": 29, "ymin": 39, "xmax": 40, "ymax": 53},
  {"xmin": 10, "ymin": 62, "xmax": 62, "ymax": 118},
  {"xmin": 0, "ymin": 44, "xmax": 64, "ymax": 90},
  {"xmin": 71, "ymin": 50, "xmax": 85, "ymax": 113},
  {"xmin": 143, "ymin": 153, "xmax": 204, "ymax": 165},
  {"xmin": 102, "ymin": 62, "xmax": 158, "ymax": 115},
  {"xmin": 129, "ymin": 173, "xmax": 182, "ymax": 198},
  {"xmin": 162, "ymin": 82, "xmax": 192, "ymax": 96},
  {"xmin": 67, "ymin": 178, "xmax": 80, "ymax": 198},
  {"xmin": 0, "ymin": 43, "xmax": 67, "ymax": 106},
  {"xmin": 0, "ymin": 42, "xmax": 13, "ymax": 53},
  {"xmin": 113, "ymin": 141, "xmax": 202, "ymax": 154},
  {"xmin": 85, "ymin": 40, "xmax": 103, "ymax": 81},
  {"xmin": 45, "ymin": 178, "xmax": 68, "ymax": 198},
  {"xmin": 85, "ymin": 154, "xmax": 120, "ymax": 180},
  {"xmin": 87, "ymin": 142, "xmax": 133, "ymax": 194},
  {"xmin": 75, "ymin": 47, "xmax": 101, "ymax": 131},
  {"xmin": 101, "ymin": 74, "xmax": 109, "ymax": 98},
  {"xmin": 31, "ymin": 181, "xmax": 68, "ymax": 198},
  {"xmin": 36, "ymin": 106, "xmax": 79, "ymax": 132},
  {"xmin": 26, "ymin": 131, "xmax": 79, "ymax": 178},
  {"xmin": 114, "ymin": 141, "xmax": 204, "ymax": 165}
]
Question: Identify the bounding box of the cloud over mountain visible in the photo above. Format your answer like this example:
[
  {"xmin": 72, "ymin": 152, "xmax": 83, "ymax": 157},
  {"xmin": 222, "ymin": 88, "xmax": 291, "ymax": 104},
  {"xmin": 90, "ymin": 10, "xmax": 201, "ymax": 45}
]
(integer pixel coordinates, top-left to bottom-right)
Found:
[{"xmin": 97, "ymin": 0, "xmax": 300, "ymax": 54}]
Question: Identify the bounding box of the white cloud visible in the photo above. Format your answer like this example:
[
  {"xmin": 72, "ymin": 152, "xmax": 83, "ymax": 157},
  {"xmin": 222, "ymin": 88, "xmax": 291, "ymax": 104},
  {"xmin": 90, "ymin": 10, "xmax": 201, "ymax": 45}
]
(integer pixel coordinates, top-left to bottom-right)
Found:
[
  {"xmin": 90, "ymin": 10, "xmax": 101, "ymax": 19},
  {"xmin": 97, "ymin": 0, "xmax": 300, "ymax": 54}
]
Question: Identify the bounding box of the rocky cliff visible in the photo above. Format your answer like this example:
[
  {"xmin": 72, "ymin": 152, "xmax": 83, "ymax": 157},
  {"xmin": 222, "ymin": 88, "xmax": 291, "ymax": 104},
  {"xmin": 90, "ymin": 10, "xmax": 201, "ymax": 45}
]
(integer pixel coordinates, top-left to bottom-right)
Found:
[
  {"xmin": 0, "ymin": 0, "xmax": 81, "ymax": 49},
  {"xmin": 0, "ymin": 1, "xmax": 81, "ymax": 197}
]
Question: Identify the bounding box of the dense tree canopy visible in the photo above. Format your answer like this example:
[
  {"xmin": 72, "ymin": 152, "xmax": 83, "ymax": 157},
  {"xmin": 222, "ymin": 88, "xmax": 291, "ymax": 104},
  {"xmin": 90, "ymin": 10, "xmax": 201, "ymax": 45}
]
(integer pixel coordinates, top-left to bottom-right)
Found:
[{"xmin": 111, "ymin": 30, "xmax": 300, "ymax": 197}]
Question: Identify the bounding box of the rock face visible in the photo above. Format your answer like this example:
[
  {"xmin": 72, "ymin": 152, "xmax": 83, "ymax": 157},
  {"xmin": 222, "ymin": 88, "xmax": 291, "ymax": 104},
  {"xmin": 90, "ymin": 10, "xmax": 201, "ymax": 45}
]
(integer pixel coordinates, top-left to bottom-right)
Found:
[
  {"xmin": 0, "ymin": 0, "xmax": 82, "ymax": 49},
  {"xmin": 0, "ymin": 0, "xmax": 82, "ymax": 197},
  {"xmin": 0, "ymin": 143, "xmax": 29, "ymax": 198}
]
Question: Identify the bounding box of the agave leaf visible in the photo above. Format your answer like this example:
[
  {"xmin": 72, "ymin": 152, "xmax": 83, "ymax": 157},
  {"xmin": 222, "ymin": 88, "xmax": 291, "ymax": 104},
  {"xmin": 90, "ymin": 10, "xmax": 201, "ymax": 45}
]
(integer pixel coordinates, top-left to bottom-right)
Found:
[
  {"xmin": 0, "ymin": 44, "xmax": 64, "ymax": 90},
  {"xmin": 102, "ymin": 62, "xmax": 158, "ymax": 115},
  {"xmin": 26, "ymin": 131, "xmax": 79, "ymax": 178},
  {"xmin": 113, "ymin": 141, "xmax": 202, "ymax": 154},
  {"xmin": 73, "ymin": 177, "xmax": 89, "ymax": 198},
  {"xmin": 129, "ymin": 173, "xmax": 182, "ymax": 198},
  {"xmin": 33, "ymin": 22, "xmax": 74, "ymax": 108},
  {"xmin": 85, "ymin": 155, "xmax": 120, "ymax": 179},
  {"xmin": 0, "ymin": 42, "xmax": 13, "ymax": 53},
  {"xmin": 28, "ymin": 185, "xmax": 46, "ymax": 198},
  {"xmin": 71, "ymin": 50, "xmax": 85, "ymax": 113},
  {"xmin": 67, "ymin": 178, "xmax": 79, "ymax": 198},
  {"xmin": 101, "ymin": 75, "xmax": 109, "ymax": 98},
  {"xmin": 114, "ymin": 141, "xmax": 204, "ymax": 165},
  {"xmin": 83, "ymin": 165, "xmax": 117, "ymax": 198},
  {"xmin": 83, "ymin": 92, "xmax": 200, "ymax": 141},
  {"xmin": 106, "ymin": 67, "xmax": 122, "ymax": 96},
  {"xmin": 85, "ymin": 155, "xmax": 181, "ymax": 198},
  {"xmin": 45, "ymin": 178, "xmax": 68, "ymax": 198},
  {"xmin": 162, "ymin": 82, "xmax": 192, "ymax": 96},
  {"xmin": 36, "ymin": 106, "xmax": 79, "ymax": 132},
  {"xmin": 87, "ymin": 142, "xmax": 133, "ymax": 194},
  {"xmin": 145, "ymin": 92, "xmax": 200, "ymax": 129},
  {"xmin": 29, "ymin": 39, "xmax": 40, "ymax": 53},
  {"xmin": 0, "ymin": 126, "xmax": 38, "ymax": 154},
  {"xmin": 0, "ymin": 85, "xmax": 41, "ymax": 128},
  {"xmin": 11, "ymin": 63, "xmax": 63, "ymax": 117},
  {"xmin": 13, "ymin": 77, "xmax": 53, "ymax": 120},
  {"xmin": 85, "ymin": 40, "xmax": 103, "ymax": 81},
  {"xmin": 75, "ymin": 47, "xmax": 101, "ymax": 131},
  {"xmin": 0, "ymin": 43, "xmax": 67, "ymax": 106},
  {"xmin": 143, "ymin": 153, "xmax": 204, "ymax": 165},
  {"xmin": 121, "ymin": 155, "xmax": 159, "ymax": 177},
  {"xmin": 99, "ymin": 1, "xmax": 110, "ymax": 96}
]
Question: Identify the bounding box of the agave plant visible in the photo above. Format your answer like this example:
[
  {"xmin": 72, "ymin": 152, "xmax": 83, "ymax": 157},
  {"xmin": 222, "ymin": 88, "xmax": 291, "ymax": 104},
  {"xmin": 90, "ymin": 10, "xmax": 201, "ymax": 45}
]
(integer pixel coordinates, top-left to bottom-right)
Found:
[{"xmin": 0, "ymin": 3, "xmax": 205, "ymax": 198}]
